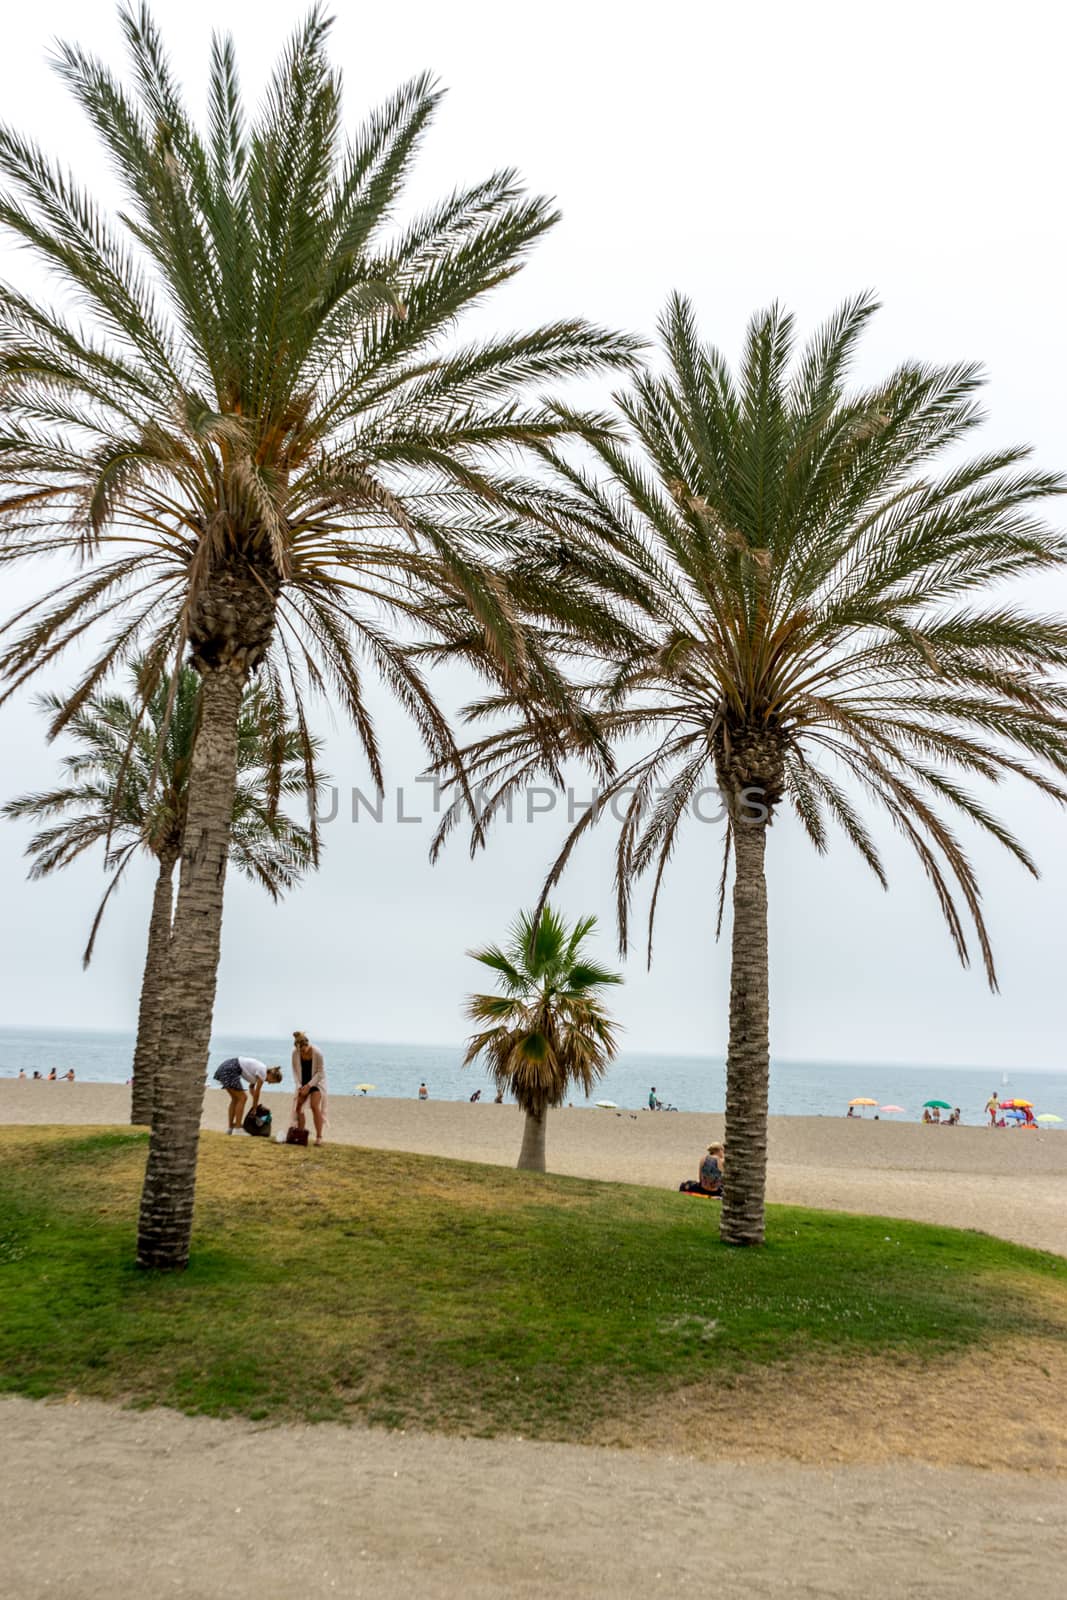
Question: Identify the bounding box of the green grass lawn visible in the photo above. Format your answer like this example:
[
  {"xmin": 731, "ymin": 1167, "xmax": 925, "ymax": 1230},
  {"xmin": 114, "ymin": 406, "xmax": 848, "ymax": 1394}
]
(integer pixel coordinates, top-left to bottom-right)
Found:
[{"xmin": 1, "ymin": 1126, "xmax": 1064, "ymax": 1438}]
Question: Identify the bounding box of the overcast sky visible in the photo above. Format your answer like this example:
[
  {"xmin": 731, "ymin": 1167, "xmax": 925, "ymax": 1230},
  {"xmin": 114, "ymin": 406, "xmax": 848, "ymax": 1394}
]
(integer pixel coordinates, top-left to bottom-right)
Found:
[{"xmin": 1, "ymin": 0, "xmax": 1066, "ymax": 1068}]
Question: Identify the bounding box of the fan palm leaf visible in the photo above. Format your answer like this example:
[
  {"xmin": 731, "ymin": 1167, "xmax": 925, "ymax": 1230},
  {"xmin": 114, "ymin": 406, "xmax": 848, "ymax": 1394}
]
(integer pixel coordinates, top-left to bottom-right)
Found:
[{"xmin": 464, "ymin": 905, "xmax": 622, "ymax": 1170}]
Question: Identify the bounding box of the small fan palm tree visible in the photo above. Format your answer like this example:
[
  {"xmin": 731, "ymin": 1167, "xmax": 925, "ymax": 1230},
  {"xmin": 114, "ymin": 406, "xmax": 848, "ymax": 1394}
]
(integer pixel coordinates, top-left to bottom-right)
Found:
[
  {"xmin": 3, "ymin": 664, "xmax": 320, "ymax": 1122},
  {"xmin": 0, "ymin": 5, "xmax": 637, "ymax": 1267},
  {"xmin": 445, "ymin": 295, "xmax": 1067, "ymax": 1243},
  {"xmin": 465, "ymin": 906, "xmax": 622, "ymax": 1171}
]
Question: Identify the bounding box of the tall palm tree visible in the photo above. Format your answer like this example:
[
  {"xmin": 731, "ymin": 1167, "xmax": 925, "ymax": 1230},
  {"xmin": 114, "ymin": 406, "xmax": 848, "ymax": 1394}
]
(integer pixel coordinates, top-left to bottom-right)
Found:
[
  {"xmin": 465, "ymin": 906, "xmax": 622, "ymax": 1171},
  {"xmin": 443, "ymin": 295, "xmax": 1067, "ymax": 1243},
  {"xmin": 0, "ymin": 5, "xmax": 637, "ymax": 1267},
  {"xmin": 3, "ymin": 664, "xmax": 320, "ymax": 1123}
]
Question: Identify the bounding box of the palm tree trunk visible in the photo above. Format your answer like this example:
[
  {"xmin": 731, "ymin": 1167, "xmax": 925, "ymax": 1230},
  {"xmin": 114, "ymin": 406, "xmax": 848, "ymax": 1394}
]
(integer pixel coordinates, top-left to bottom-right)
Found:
[
  {"xmin": 129, "ymin": 850, "xmax": 178, "ymax": 1126},
  {"xmin": 720, "ymin": 817, "xmax": 771, "ymax": 1246},
  {"xmin": 135, "ymin": 667, "xmax": 245, "ymax": 1269},
  {"xmin": 517, "ymin": 1108, "xmax": 547, "ymax": 1172}
]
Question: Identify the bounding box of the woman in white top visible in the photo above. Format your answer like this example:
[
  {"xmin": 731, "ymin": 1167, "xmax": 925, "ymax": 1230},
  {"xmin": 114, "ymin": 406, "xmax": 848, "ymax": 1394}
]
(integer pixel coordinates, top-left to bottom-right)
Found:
[
  {"xmin": 213, "ymin": 1056, "xmax": 283, "ymax": 1133},
  {"xmin": 291, "ymin": 1031, "xmax": 328, "ymax": 1144}
]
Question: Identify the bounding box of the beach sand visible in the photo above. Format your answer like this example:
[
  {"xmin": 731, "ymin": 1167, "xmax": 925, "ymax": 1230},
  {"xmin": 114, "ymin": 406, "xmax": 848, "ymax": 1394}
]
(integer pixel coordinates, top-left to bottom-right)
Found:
[
  {"xmin": 4, "ymin": 1080, "xmax": 1066, "ymax": 1255},
  {"xmin": 2, "ymin": 1394, "xmax": 1065, "ymax": 1600}
]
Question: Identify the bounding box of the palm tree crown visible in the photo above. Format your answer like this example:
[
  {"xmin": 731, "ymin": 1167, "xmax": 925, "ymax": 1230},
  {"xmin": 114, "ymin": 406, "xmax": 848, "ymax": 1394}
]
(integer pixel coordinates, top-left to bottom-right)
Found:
[
  {"xmin": 456, "ymin": 294, "xmax": 1067, "ymax": 981},
  {"xmin": 0, "ymin": 2, "xmax": 637, "ymax": 761},
  {"xmin": 3, "ymin": 662, "xmax": 320, "ymax": 960},
  {"xmin": 465, "ymin": 906, "xmax": 622, "ymax": 1117}
]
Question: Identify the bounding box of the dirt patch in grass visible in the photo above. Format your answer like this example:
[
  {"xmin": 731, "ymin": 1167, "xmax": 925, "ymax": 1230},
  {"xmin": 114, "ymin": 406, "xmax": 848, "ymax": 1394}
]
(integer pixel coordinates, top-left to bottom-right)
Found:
[{"xmin": 597, "ymin": 1331, "xmax": 1067, "ymax": 1472}]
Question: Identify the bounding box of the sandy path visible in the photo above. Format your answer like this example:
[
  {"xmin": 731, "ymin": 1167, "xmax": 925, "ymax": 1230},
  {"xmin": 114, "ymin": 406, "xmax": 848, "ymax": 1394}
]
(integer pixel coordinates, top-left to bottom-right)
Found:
[
  {"xmin": 5, "ymin": 1082, "xmax": 1066, "ymax": 1255},
  {"xmin": 1, "ymin": 1396, "xmax": 1064, "ymax": 1600}
]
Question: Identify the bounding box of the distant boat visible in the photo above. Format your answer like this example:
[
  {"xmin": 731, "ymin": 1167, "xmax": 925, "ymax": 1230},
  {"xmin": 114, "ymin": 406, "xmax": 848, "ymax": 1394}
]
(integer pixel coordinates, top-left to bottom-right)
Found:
[{"xmin": 1001, "ymin": 1071, "xmax": 1010, "ymax": 1086}]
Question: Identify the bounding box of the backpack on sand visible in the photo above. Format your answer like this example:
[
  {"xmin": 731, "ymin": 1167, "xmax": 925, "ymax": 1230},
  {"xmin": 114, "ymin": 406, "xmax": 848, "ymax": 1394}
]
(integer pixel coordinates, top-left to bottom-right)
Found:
[{"xmin": 243, "ymin": 1105, "xmax": 273, "ymax": 1138}]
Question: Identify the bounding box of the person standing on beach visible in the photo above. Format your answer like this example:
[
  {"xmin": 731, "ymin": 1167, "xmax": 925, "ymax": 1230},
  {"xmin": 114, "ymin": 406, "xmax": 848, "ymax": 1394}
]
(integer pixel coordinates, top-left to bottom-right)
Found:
[
  {"xmin": 291, "ymin": 1032, "xmax": 327, "ymax": 1145},
  {"xmin": 418, "ymin": 1081, "xmax": 429, "ymax": 1101},
  {"xmin": 214, "ymin": 1057, "xmax": 283, "ymax": 1132},
  {"xmin": 648, "ymin": 1087, "xmax": 658, "ymax": 1110},
  {"xmin": 986, "ymin": 1092, "xmax": 999, "ymax": 1126}
]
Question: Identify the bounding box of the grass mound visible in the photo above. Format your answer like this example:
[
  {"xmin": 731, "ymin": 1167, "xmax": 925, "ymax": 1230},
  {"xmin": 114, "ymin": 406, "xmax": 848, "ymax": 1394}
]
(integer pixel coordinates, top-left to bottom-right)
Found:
[{"xmin": 1, "ymin": 1127, "xmax": 1064, "ymax": 1442}]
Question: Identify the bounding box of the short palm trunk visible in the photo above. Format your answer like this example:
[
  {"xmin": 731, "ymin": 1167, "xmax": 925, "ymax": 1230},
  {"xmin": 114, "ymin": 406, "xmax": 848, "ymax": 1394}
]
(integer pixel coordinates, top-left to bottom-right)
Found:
[{"xmin": 517, "ymin": 1107, "xmax": 547, "ymax": 1172}]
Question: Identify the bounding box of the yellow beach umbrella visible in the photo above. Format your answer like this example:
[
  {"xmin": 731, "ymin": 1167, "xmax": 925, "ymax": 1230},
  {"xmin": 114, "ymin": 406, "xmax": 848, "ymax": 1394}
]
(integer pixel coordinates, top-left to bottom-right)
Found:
[
  {"xmin": 849, "ymin": 1097, "xmax": 878, "ymax": 1107},
  {"xmin": 356, "ymin": 1083, "xmax": 375, "ymax": 1094}
]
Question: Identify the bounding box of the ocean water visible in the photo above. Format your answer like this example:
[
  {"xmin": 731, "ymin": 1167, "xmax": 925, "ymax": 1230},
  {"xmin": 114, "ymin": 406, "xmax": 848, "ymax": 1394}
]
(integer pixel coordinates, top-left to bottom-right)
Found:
[{"xmin": 2, "ymin": 1025, "xmax": 1066, "ymax": 1125}]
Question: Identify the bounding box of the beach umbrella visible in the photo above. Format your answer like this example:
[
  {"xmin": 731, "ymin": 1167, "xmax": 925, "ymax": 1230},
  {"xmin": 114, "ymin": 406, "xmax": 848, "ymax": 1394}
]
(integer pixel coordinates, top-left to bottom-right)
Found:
[
  {"xmin": 923, "ymin": 1100, "xmax": 952, "ymax": 1110},
  {"xmin": 1000, "ymin": 1099, "xmax": 1032, "ymax": 1110},
  {"xmin": 880, "ymin": 1105, "xmax": 906, "ymax": 1114},
  {"xmin": 595, "ymin": 1100, "xmax": 618, "ymax": 1109},
  {"xmin": 356, "ymin": 1083, "xmax": 375, "ymax": 1094},
  {"xmin": 849, "ymin": 1097, "xmax": 878, "ymax": 1107},
  {"xmin": 1036, "ymin": 1114, "xmax": 1063, "ymax": 1123},
  {"xmin": 1003, "ymin": 1108, "xmax": 1025, "ymax": 1121}
]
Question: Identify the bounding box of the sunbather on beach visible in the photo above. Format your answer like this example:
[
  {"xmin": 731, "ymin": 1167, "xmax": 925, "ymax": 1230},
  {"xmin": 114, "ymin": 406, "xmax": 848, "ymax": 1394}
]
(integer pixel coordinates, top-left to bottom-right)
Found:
[
  {"xmin": 291, "ymin": 1031, "xmax": 327, "ymax": 1145},
  {"xmin": 214, "ymin": 1056, "xmax": 283, "ymax": 1133}
]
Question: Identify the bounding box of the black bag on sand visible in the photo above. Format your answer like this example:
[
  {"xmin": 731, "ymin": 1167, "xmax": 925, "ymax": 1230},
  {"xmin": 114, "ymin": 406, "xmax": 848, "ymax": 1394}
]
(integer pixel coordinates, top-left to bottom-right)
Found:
[
  {"xmin": 285, "ymin": 1125, "xmax": 309, "ymax": 1147},
  {"xmin": 243, "ymin": 1105, "xmax": 272, "ymax": 1138}
]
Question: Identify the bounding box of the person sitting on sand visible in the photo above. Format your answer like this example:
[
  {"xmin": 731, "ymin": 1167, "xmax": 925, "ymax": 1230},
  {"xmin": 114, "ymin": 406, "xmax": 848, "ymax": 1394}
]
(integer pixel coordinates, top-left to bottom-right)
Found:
[
  {"xmin": 418, "ymin": 1081, "xmax": 428, "ymax": 1101},
  {"xmin": 945, "ymin": 1107, "xmax": 961, "ymax": 1126},
  {"xmin": 922, "ymin": 1108, "xmax": 932, "ymax": 1124},
  {"xmin": 62, "ymin": 1069, "xmax": 75, "ymax": 1082},
  {"xmin": 32, "ymin": 1070, "xmax": 42, "ymax": 1080},
  {"xmin": 291, "ymin": 1031, "xmax": 327, "ymax": 1145},
  {"xmin": 46, "ymin": 1068, "xmax": 56, "ymax": 1081},
  {"xmin": 213, "ymin": 1056, "xmax": 283, "ymax": 1133},
  {"xmin": 469, "ymin": 1089, "xmax": 482, "ymax": 1102}
]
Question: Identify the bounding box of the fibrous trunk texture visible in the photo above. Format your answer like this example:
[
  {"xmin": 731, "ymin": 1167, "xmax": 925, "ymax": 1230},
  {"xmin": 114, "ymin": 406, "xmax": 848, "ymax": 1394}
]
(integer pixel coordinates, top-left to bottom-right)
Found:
[
  {"xmin": 135, "ymin": 666, "xmax": 245, "ymax": 1269},
  {"xmin": 129, "ymin": 850, "xmax": 178, "ymax": 1126},
  {"xmin": 719, "ymin": 815, "xmax": 771, "ymax": 1247},
  {"xmin": 517, "ymin": 1108, "xmax": 547, "ymax": 1172}
]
